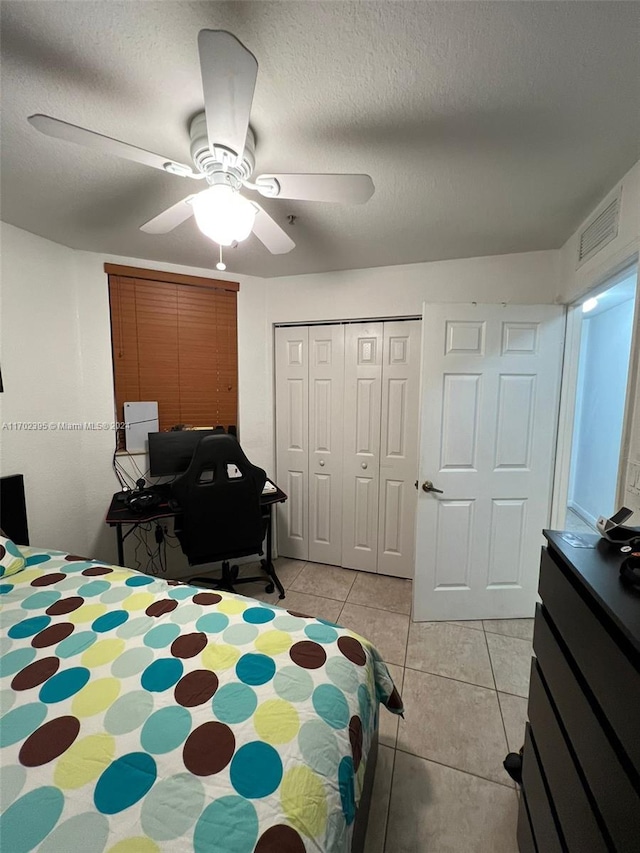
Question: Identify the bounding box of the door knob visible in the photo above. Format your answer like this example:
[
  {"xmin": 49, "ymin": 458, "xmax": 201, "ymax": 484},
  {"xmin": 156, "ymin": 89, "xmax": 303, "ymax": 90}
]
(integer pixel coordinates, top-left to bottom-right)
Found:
[
  {"xmin": 361, "ymin": 462, "xmax": 368, "ymax": 469},
  {"xmin": 422, "ymin": 480, "xmax": 443, "ymax": 494},
  {"xmin": 319, "ymin": 459, "xmax": 325, "ymax": 467}
]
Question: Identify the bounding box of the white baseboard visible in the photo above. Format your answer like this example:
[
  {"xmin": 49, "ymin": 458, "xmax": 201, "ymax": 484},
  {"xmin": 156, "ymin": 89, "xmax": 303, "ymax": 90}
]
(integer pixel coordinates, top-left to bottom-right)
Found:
[{"xmin": 567, "ymin": 499, "xmax": 597, "ymax": 529}]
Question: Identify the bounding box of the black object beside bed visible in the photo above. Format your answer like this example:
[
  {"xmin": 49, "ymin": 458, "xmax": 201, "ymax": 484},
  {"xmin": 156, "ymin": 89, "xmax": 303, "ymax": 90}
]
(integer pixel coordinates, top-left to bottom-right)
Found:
[{"xmin": 0, "ymin": 473, "xmax": 29, "ymax": 544}]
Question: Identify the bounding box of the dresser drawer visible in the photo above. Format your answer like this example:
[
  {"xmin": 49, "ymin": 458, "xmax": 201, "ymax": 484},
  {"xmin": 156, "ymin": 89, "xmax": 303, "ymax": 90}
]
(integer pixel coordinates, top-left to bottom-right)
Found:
[
  {"xmin": 521, "ymin": 724, "xmax": 564, "ymax": 853},
  {"xmin": 528, "ymin": 661, "xmax": 608, "ymax": 852},
  {"xmin": 517, "ymin": 791, "xmax": 537, "ymax": 853},
  {"xmin": 534, "ymin": 604, "xmax": 640, "ymax": 851},
  {"xmin": 539, "ymin": 547, "xmax": 640, "ymax": 769}
]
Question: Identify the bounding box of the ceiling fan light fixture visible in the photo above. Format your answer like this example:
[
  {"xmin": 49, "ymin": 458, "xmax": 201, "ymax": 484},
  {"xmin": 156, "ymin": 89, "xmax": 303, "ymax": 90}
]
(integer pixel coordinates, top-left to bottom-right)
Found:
[{"xmin": 191, "ymin": 184, "xmax": 256, "ymax": 245}]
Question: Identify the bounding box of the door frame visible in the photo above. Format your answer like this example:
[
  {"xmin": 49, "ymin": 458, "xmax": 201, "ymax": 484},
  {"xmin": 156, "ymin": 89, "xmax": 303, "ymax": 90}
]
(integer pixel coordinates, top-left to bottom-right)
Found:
[
  {"xmin": 272, "ymin": 315, "xmax": 422, "ymax": 566},
  {"xmin": 550, "ymin": 254, "xmax": 640, "ymax": 528}
]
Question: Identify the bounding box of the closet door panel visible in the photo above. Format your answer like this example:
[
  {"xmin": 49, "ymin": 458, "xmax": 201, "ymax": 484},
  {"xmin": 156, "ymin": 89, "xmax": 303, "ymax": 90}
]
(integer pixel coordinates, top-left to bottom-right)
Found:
[
  {"xmin": 342, "ymin": 324, "xmax": 383, "ymax": 572},
  {"xmin": 308, "ymin": 325, "xmax": 345, "ymax": 565},
  {"xmin": 378, "ymin": 320, "xmax": 421, "ymax": 578},
  {"xmin": 275, "ymin": 327, "xmax": 309, "ymax": 560}
]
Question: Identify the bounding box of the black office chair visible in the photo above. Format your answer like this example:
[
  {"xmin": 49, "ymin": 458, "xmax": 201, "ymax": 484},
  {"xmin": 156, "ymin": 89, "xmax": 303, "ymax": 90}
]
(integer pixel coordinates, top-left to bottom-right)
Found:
[{"xmin": 171, "ymin": 434, "xmax": 284, "ymax": 597}]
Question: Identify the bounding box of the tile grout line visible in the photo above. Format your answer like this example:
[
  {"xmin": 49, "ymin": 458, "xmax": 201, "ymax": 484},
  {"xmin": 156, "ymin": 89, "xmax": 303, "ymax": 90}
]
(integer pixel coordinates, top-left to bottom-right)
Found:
[
  {"xmin": 382, "ymin": 743, "xmax": 399, "ymax": 853},
  {"xmin": 285, "ymin": 568, "xmax": 411, "ymax": 612},
  {"xmin": 345, "ymin": 570, "xmax": 357, "ymax": 599},
  {"xmin": 481, "ymin": 622, "xmax": 499, "ymax": 692},
  {"xmin": 484, "ymin": 630, "xmax": 534, "ymax": 641},
  {"xmin": 393, "ymin": 746, "xmax": 516, "ymax": 791},
  {"xmin": 493, "ymin": 687, "xmax": 530, "ymax": 700},
  {"xmin": 483, "ymin": 629, "xmax": 535, "ymax": 644},
  {"xmin": 482, "ymin": 622, "xmax": 512, "ymax": 762},
  {"xmin": 346, "ymin": 599, "xmax": 412, "ymax": 616},
  {"xmin": 402, "ymin": 663, "xmax": 498, "ymax": 692},
  {"xmin": 289, "ymin": 590, "xmax": 411, "ymax": 617}
]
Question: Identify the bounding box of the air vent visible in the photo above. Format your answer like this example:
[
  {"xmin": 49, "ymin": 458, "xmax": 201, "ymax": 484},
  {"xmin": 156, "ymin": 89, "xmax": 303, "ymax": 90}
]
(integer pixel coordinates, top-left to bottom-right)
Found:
[{"xmin": 577, "ymin": 188, "xmax": 621, "ymax": 267}]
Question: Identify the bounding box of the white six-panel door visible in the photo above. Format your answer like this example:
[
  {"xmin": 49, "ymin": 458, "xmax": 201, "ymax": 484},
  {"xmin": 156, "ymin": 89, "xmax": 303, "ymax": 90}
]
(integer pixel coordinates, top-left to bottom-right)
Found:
[
  {"xmin": 275, "ymin": 326, "xmax": 309, "ymax": 560},
  {"xmin": 414, "ymin": 304, "xmax": 565, "ymax": 621},
  {"xmin": 377, "ymin": 321, "xmax": 421, "ymax": 578},
  {"xmin": 341, "ymin": 324, "xmax": 384, "ymax": 572},
  {"xmin": 308, "ymin": 325, "xmax": 345, "ymax": 565}
]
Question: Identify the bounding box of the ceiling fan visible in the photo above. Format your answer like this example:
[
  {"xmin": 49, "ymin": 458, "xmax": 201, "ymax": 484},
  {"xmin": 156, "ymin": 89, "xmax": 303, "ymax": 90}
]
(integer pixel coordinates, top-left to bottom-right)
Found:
[{"xmin": 28, "ymin": 29, "xmax": 375, "ymax": 256}]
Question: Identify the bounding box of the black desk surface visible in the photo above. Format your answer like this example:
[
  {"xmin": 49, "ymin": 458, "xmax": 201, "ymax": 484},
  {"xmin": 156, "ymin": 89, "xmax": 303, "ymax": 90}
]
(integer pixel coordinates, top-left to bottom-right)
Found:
[
  {"xmin": 544, "ymin": 530, "xmax": 640, "ymax": 657},
  {"xmin": 106, "ymin": 480, "xmax": 287, "ymax": 526}
]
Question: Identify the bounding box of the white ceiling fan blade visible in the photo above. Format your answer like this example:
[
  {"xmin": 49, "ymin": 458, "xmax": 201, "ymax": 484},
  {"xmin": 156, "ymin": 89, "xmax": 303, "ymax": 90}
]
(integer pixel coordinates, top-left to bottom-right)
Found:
[
  {"xmin": 198, "ymin": 30, "xmax": 258, "ymax": 162},
  {"xmin": 255, "ymin": 173, "xmax": 375, "ymax": 204},
  {"xmin": 251, "ymin": 204, "xmax": 295, "ymax": 254},
  {"xmin": 28, "ymin": 114, "xmax": 203, "ymax": 179},
  {"xmin": 140, "ymin": 196, "xmax": 196, "ymax": 234}
]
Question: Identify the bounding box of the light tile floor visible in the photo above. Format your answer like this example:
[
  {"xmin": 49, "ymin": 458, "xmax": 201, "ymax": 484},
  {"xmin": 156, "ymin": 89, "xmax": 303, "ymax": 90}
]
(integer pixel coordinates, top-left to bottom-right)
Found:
[{"xmin": 203, "ymin": 557, "xmax": 532, "ymax": 852}]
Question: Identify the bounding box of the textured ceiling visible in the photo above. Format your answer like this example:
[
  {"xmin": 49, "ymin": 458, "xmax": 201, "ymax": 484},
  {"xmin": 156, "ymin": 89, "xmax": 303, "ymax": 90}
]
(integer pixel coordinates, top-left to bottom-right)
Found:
[{"xmin": 1, "ymin": 1, "xmax": 639, "ymax": 277}]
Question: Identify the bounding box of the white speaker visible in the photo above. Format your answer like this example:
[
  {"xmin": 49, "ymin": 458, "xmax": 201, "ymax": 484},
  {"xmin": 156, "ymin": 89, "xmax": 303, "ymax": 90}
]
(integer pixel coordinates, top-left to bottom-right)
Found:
[{"xmin": 124, "ymin": 402, "xmax": 159, "ymax": 453}]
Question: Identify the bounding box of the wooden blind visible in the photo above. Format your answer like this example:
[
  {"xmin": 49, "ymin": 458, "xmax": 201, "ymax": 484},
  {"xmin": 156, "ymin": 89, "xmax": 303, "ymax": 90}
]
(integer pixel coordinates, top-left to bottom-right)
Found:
[{"xmin": 107, "ymin": 266, "xmax": 238, "ymax": 435}]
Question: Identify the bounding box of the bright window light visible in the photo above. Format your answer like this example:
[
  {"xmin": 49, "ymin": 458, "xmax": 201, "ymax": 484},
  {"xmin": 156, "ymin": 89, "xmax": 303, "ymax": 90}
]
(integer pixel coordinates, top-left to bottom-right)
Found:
[
  {"xmin": 191, "ymin": 185, "xmax": 256, "ymax": 246},
  {"xmin": 582, "ymin": 297, "xmax": 598, "ymax": 313}
]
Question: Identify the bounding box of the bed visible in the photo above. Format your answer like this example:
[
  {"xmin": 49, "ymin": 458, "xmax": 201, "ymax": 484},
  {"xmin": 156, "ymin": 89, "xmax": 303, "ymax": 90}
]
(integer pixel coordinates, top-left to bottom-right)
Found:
[{"xmin": 0, "ymin": 543, "xmax": 403, "ymax": 853}]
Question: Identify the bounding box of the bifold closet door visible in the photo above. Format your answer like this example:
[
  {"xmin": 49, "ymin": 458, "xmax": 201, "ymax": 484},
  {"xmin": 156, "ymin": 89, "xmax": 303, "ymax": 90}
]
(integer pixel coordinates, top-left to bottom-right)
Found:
[
  {"xmin": 275, "ymin": 326, "xmax": 309, "ymax": 560},
  {"xmin": 341, "ymin": 324, "xmax": 383, "ymax": 572},
  {"xmin": 277, "ymin": 320, "xmax": 421, "ymax": 577},
  {"xmin": 377, "ymin": 320, "xmax": 421, "ymax": 578},
  {"xmin": 308, "ymin": 325, "xmax": 345, "ymax": 565}
]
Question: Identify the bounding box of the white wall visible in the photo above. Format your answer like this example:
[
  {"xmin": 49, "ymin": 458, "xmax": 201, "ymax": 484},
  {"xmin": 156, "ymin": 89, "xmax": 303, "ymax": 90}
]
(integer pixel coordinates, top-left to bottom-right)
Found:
[
  {"xmin": 267, "ymin": 250, "xmax": 560, "ymax": 323},
  {"xmin": 556, "ymin": 159, "xmax": 640, "ymax": 520},
  {"xmin": 0, "ymin": 224, "xmax": 89, "ymax": 552},
  {"xmin": 569, "ymin": 298, "xmax": 635, "ymax": 524}
]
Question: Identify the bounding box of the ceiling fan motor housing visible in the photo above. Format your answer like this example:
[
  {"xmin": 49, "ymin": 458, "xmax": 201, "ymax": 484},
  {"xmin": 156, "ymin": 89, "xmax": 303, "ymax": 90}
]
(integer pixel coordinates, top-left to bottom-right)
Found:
[{"xmin": 189, "ymin": 112, "xmax": 255, "ymax": 186}]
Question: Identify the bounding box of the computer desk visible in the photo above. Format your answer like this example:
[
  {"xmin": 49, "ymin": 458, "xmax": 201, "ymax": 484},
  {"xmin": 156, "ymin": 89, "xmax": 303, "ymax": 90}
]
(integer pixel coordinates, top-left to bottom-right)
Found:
[{"xmin": 105, "ymin": 481, "xmax": 288, "ymax": 597}]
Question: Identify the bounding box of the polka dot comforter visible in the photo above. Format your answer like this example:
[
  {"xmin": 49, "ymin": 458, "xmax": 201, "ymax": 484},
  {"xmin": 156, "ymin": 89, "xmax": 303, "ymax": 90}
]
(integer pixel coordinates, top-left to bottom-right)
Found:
[{"xmin": 0, "ymin": 548, "xmax": 403, "ymax": 853}]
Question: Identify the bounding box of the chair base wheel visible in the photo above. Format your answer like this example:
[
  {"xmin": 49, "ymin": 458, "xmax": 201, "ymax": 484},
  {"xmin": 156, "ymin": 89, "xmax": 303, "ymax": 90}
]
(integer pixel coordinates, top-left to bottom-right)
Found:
[{"xmin": 265, "ymin": 583, "xmax": 275, "ymax": 594}]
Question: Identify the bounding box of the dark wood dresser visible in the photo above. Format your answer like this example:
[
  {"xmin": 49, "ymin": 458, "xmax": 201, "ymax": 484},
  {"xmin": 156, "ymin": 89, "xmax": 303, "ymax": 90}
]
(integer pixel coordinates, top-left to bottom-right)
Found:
[{"xmin": 518, "ymin": 530, "xmax": 640, "ymax": 853}]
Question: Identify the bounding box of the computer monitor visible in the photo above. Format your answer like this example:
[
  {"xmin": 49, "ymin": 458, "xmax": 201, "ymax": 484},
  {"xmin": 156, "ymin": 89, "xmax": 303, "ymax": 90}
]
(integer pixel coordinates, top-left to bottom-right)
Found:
[{"xmin": 148, "ymin": 430, "xmax": 224, "ymax": 477}]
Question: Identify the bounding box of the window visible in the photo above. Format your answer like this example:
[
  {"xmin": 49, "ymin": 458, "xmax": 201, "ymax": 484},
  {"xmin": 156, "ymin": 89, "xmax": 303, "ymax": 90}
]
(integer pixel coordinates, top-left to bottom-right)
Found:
[{"xmin": 105, "ymin": 264, "xmax": 239, "ymax": 439}]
